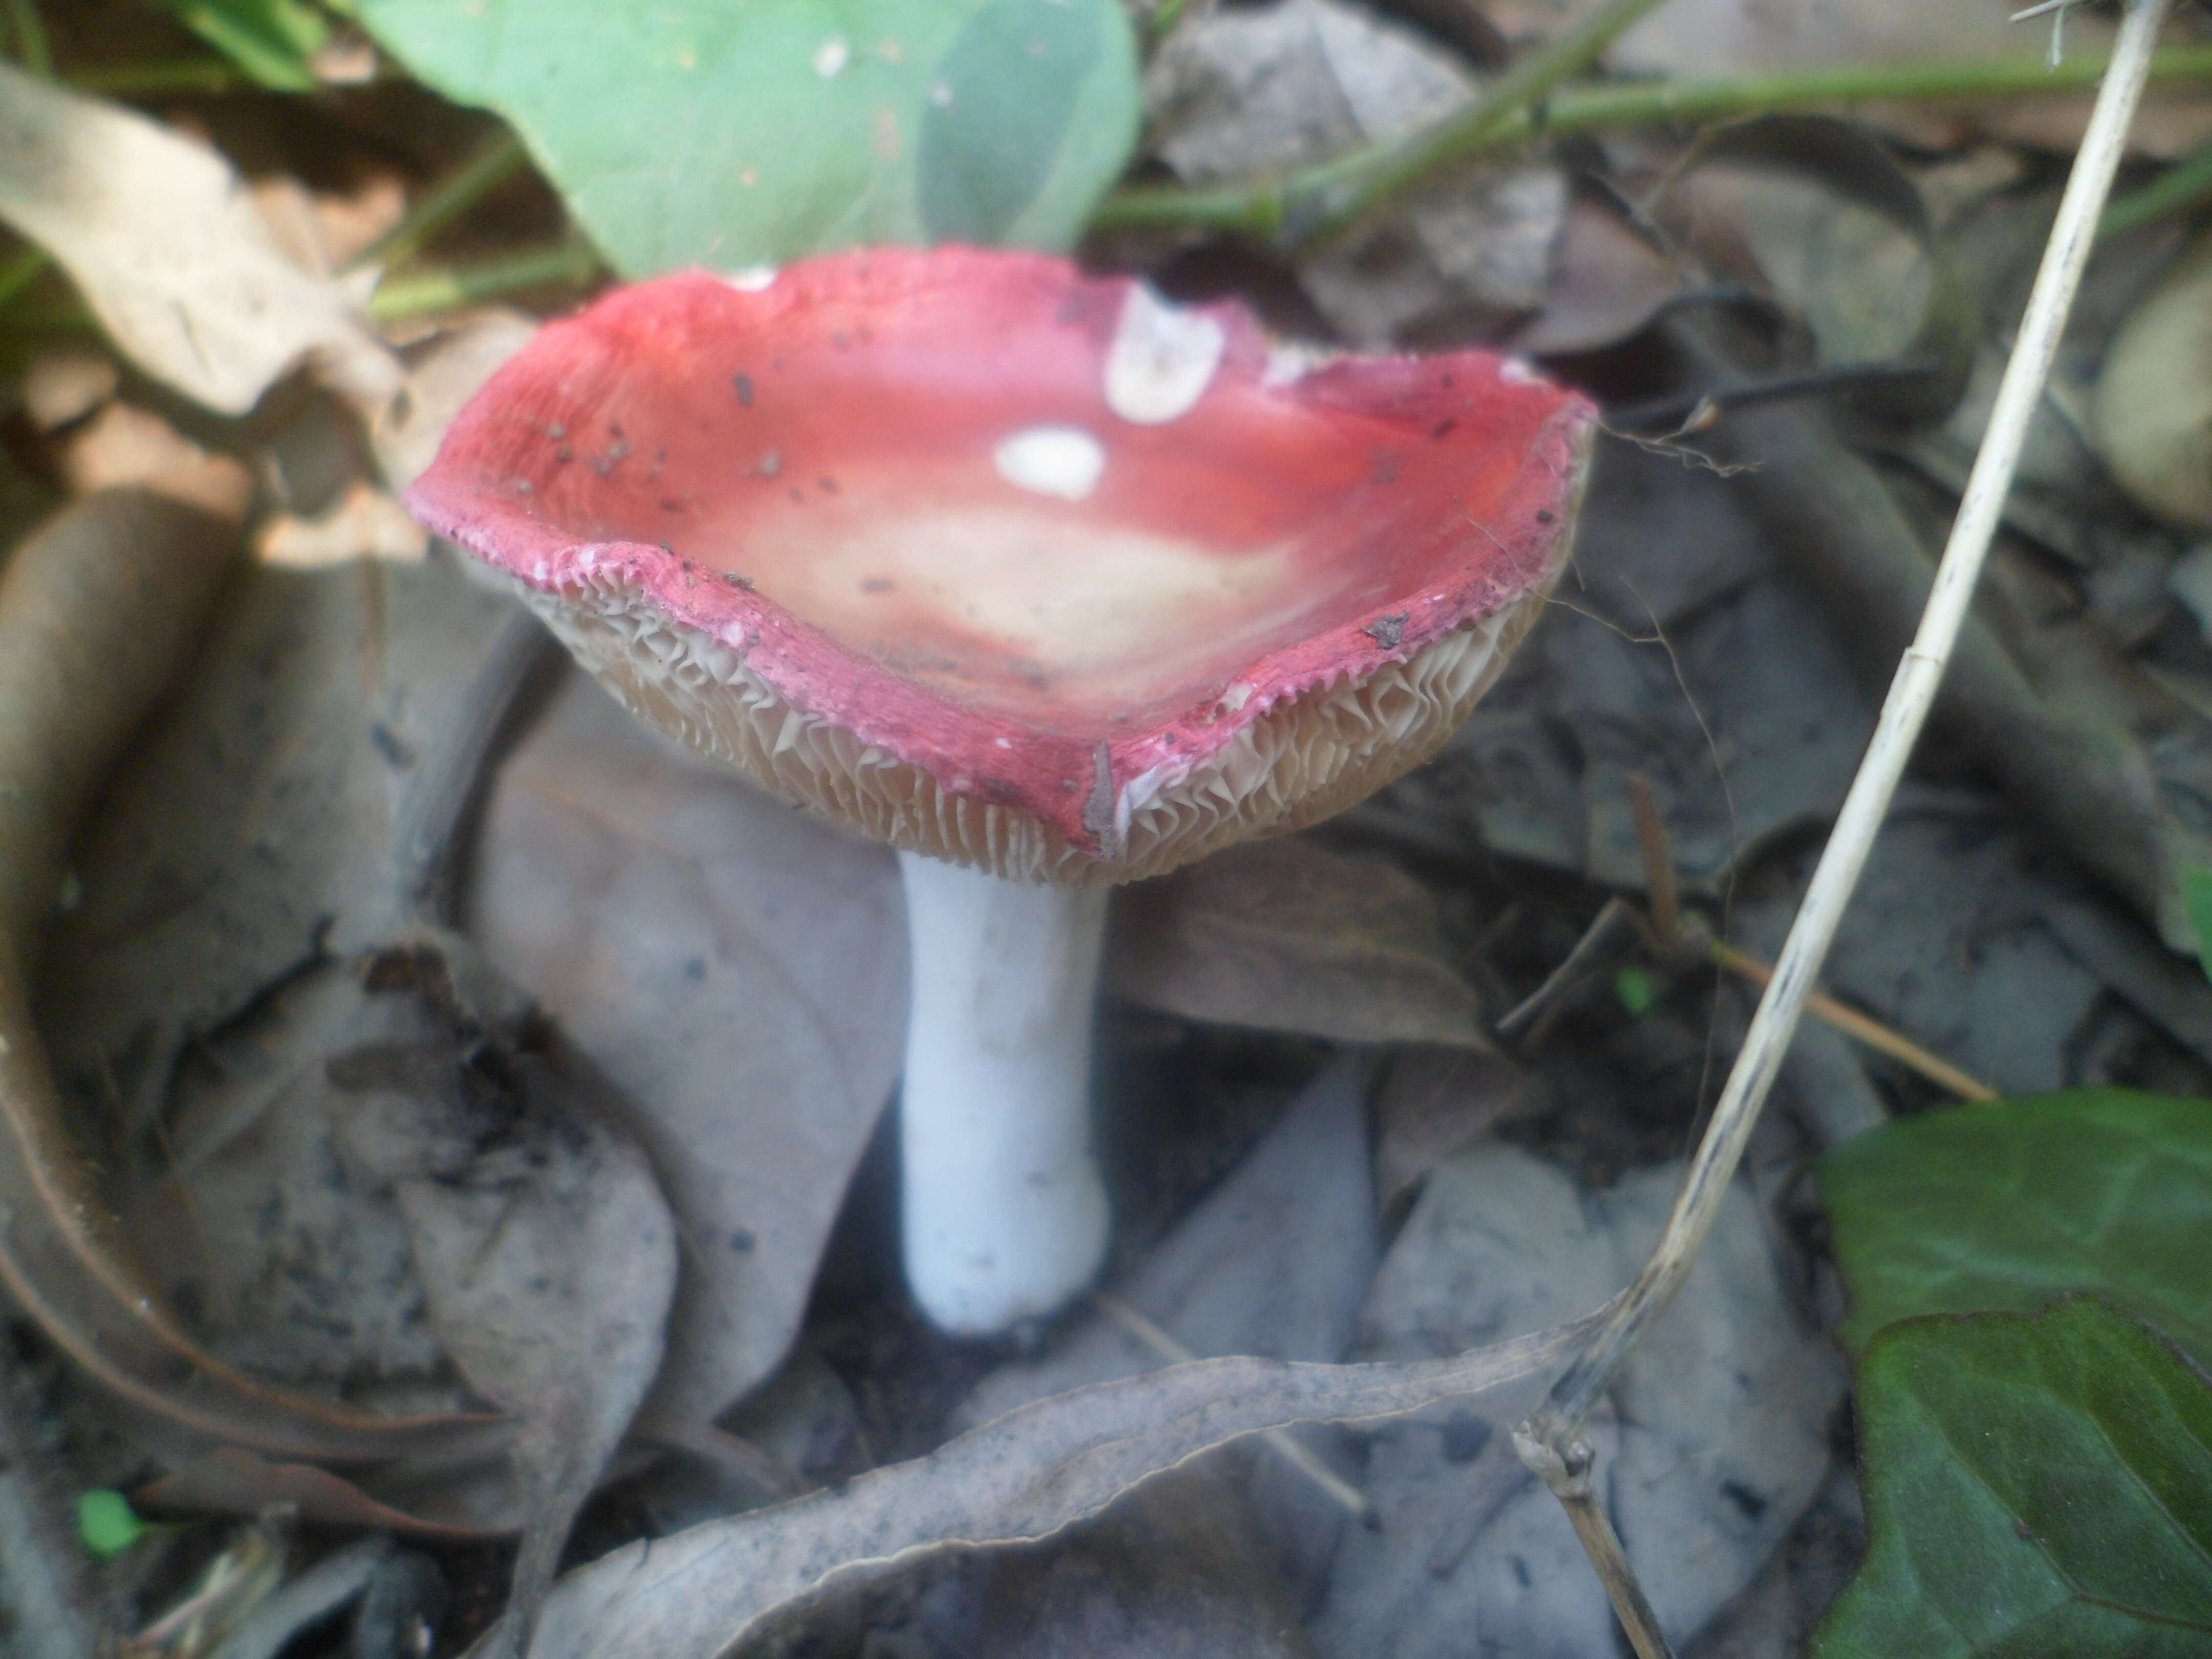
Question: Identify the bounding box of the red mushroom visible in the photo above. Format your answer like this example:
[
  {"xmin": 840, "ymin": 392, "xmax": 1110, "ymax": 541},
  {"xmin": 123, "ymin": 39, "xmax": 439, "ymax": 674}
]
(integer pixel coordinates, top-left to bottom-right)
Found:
[{"xmin": 408, "ymin": 248, "xmax": 1594, "ymax": 1334}]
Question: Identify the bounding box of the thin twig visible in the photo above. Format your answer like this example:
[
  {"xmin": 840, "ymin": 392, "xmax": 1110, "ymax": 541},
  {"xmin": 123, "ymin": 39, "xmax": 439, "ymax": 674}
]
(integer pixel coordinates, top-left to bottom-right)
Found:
[
  {"xmin": 1513, "ymin": 3, "xmax": 2173, "ymax": 1649},
  {"xmin": 1511, "ymin": 1424, "xmax": 1669, "ymax": 1659},
  {"xmin": 1088, "ymin": 43, "xmax": 2212, "ymax": 238},
  {"xmin": 1707, "ymin": 941, "xmax": 1996, "ymax": 1101},
  {"xmin": 1518, "ymin": 0, "xmax": 2173, "ymax": 1544},
  {"xmin": 1495, "ymin": 896, "xmax": 1633, "ymax": 1036},
  {"xmin": 1091, "ymin": 1292, "xmax": 1373, "ymax": 1522},
  {"xmin": 1627, "ymin": 777, "xmax": 1681, "ymax": 945}
]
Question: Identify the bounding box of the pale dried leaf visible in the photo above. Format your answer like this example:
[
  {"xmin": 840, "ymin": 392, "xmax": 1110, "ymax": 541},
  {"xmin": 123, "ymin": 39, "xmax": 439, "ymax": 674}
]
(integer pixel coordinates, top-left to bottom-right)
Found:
[
  {"xmin": 0, "ymin": 62, "xmax": 398, "ymax": 414},
  {"xmin": 58, "ymin": 403, "xmax": 253, "ymax": 521},
  {"xmin": 1107, "ymin": 838, "xmax": 1488, "ymax": 1045},
  {"xmin": 21, "ymin": 349, "xmax": 116, "ymax": 433},
  {"xmin": 1319, "ymin": 1144, "xmax": 1843, "ymax": 1656},
  {"xmin": 476, "ymin": 1315, "xmax": 1601, "ymax": 1659},
  {"xmin": 257, "ymin": 481, "xmax": 429, "ymax": 567}
]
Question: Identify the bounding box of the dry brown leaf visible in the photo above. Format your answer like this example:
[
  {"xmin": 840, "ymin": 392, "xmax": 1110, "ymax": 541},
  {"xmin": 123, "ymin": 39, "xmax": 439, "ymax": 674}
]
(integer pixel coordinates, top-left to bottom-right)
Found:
[
  {"xmin": 469, "ymin": 672, "xmax": 906, "ymax": 1424},
  {"xmin": 1374, "ymin": 1045, "xmax": 1530, "ymax": 1217},
  {"xmin": 0, "ymin": 62, "xmax": 398, "ymax": 415},
  {"xmin": 477, "ymin": 1313, "xmax": 1604, "ymax": 1659},
  {"xmin": 1107, "ymin": 838, "xmax": 1490, "ymax": 1046}
]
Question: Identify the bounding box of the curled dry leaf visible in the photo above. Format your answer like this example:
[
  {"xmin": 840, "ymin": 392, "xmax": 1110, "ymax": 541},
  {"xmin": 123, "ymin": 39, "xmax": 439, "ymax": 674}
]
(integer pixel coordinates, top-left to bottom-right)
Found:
[
  {"xmin": 1107, "ymin": 837, "xmax": 1490, "ymax": 1046},
  {"xmin": 135, "ymin": 1449, "xmax": 503, "ymax": 1539},
  {"xmin": 474, "ymin": 1313, "xmax": 1607, "ymax": 1659},
  {"xmin": 1, "ymin": 494, "xmax": 487, "ymax": 1462},
  {"xmin": 0, "ymin": 62, "xmax": 397, "ymax": 415},
  {"xmin": 329, "ymin": 933, "xmax": 679, "ymax": 1653}
]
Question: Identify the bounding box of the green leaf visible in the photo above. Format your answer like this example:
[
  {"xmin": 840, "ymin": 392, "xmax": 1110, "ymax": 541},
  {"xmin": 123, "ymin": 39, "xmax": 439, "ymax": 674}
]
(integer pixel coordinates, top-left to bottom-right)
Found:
[
  {"xmin": 1821, "ymin": 1089, "xmax": 2212, "ymax": 1369},
  {"xmin": 76, "ymin": 1490, "xmax": 145, "ymax": 1558},
  {"xmin": 1612, "ymin": 964, "xmax": 1658, "ymax": 1017},
  {"xmin": 167, "ymin": 0, "xmax": 330, "ymax": 91},
  {"xmin": 2184, "ymin": 866, "xmax": 2212, "ymax": 984},
  {"xmin": 354, "ymin": 0, "xmax": 1140, "ymax": 276},
  {"xmin": 1815, "ymin": 1298, "xmax": 2212, "ymax": 1659}
]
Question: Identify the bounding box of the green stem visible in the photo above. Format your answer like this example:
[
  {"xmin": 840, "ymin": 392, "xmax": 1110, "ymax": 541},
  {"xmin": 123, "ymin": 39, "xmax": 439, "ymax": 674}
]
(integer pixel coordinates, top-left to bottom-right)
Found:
[
  {"xmin": 4, "ymin": 0, "xmax": 51, "ymax": 75},
  {"xmin": 1296, "ymin": 0, "xmax": 1673, "ymax": 239},
  {"xmin": 1091, "ymin": 41, "xmax": 2212, "ymax": 242},
  {"xmin": 65, "ymin": 56, "xmax": 246, "ymax": 96},
  {"xmin": 348, "ymin": 128, "xmax": 530, "ymax": 274},
  {"xmin": 368, "ymin": 238, "xmax": 605, "ymax": 322},
  {"xmin": 0, "ymin": 245, "xmax": 47, "ymax": 312},
  {"xmin": 2099, "ymin": 136, "xmax": 2212, "ymax": 238}
]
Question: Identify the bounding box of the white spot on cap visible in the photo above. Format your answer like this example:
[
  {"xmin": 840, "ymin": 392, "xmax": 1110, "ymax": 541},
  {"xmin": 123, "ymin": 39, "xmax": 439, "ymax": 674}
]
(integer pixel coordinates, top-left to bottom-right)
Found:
[
  {"xmin": 1262, "ymin": 342, "xmax": 1332, "ymax": 387},
  {"xmin": 994, "ymin": 736, "xmax": 1013, "ymax": 749},
  {"xmin": 813, "ymin": 36, "xmax": 850, "ymax": 76},
  {"xmin": 993, "ymin": 424, "xmax": 1107, "ymax": 503},
  {"xmin": 1105, "ymin": 285, "xmax": 1224, "ymax": 426},
  {"xmin": 1500, "ymin": 356, "xmax": 1541, "ymax": 384},
  {"xmin": 727, "ymin": 264, "xmax": 779, "ymax": 292}
]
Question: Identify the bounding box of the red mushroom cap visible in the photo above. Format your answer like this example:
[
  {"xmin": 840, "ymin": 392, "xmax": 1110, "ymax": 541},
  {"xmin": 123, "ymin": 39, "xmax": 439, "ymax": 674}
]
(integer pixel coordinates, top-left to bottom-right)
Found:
[{"xmin": 407, "ymin": 248, "xmax": 1595, "ymax": 883}]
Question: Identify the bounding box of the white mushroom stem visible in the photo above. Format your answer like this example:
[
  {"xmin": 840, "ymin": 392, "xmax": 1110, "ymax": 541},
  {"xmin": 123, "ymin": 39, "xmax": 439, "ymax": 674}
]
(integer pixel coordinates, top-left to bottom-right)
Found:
[{"xmin": 896, "ymin": 850, "xmax": 1112, "ymax": 1334}]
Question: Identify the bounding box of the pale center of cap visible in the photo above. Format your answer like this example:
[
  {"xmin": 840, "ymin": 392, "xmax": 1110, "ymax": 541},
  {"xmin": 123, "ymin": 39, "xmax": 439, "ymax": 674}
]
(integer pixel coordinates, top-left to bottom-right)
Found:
[
  {"xmin": 993, "ymin": 425, "xmax": 1107, "ymax": 502},
  {"xmin": 1104, "ymin": 286, "xmax": 1225, "ymax": 426}
]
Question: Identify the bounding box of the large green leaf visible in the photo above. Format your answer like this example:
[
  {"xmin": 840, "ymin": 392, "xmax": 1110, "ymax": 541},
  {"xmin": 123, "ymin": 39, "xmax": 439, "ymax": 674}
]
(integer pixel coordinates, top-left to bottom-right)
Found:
[
  {"xmin": 1821, "ymin": 1089, "xmax": 2212, "ymax": 1369},
  {"xmin": 1815, "ymin": 1298, "xmax": 2212, "ymax": 1658},
  {"xmin": 355, "ymin": 0, "xmax": 1140, "ymax": 275}
]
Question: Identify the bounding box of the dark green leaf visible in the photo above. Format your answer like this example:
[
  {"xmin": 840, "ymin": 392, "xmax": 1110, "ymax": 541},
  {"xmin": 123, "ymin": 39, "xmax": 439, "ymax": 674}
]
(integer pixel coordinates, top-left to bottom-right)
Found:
[
  {"xmin": 355, "ymin": 0, "xmax": 1139, "ymax": 275},
  {"xmin": 1815, "ymin": 1298, "xmax": 2212, "ymax": 1659},
  {"xmin": 2183, "ymin": 867, "xmax": 2212, "ymax": 984},
  {"xmin": 1821, "ymin": 1089, "xmax": 2212, "ymax": 1369}
]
